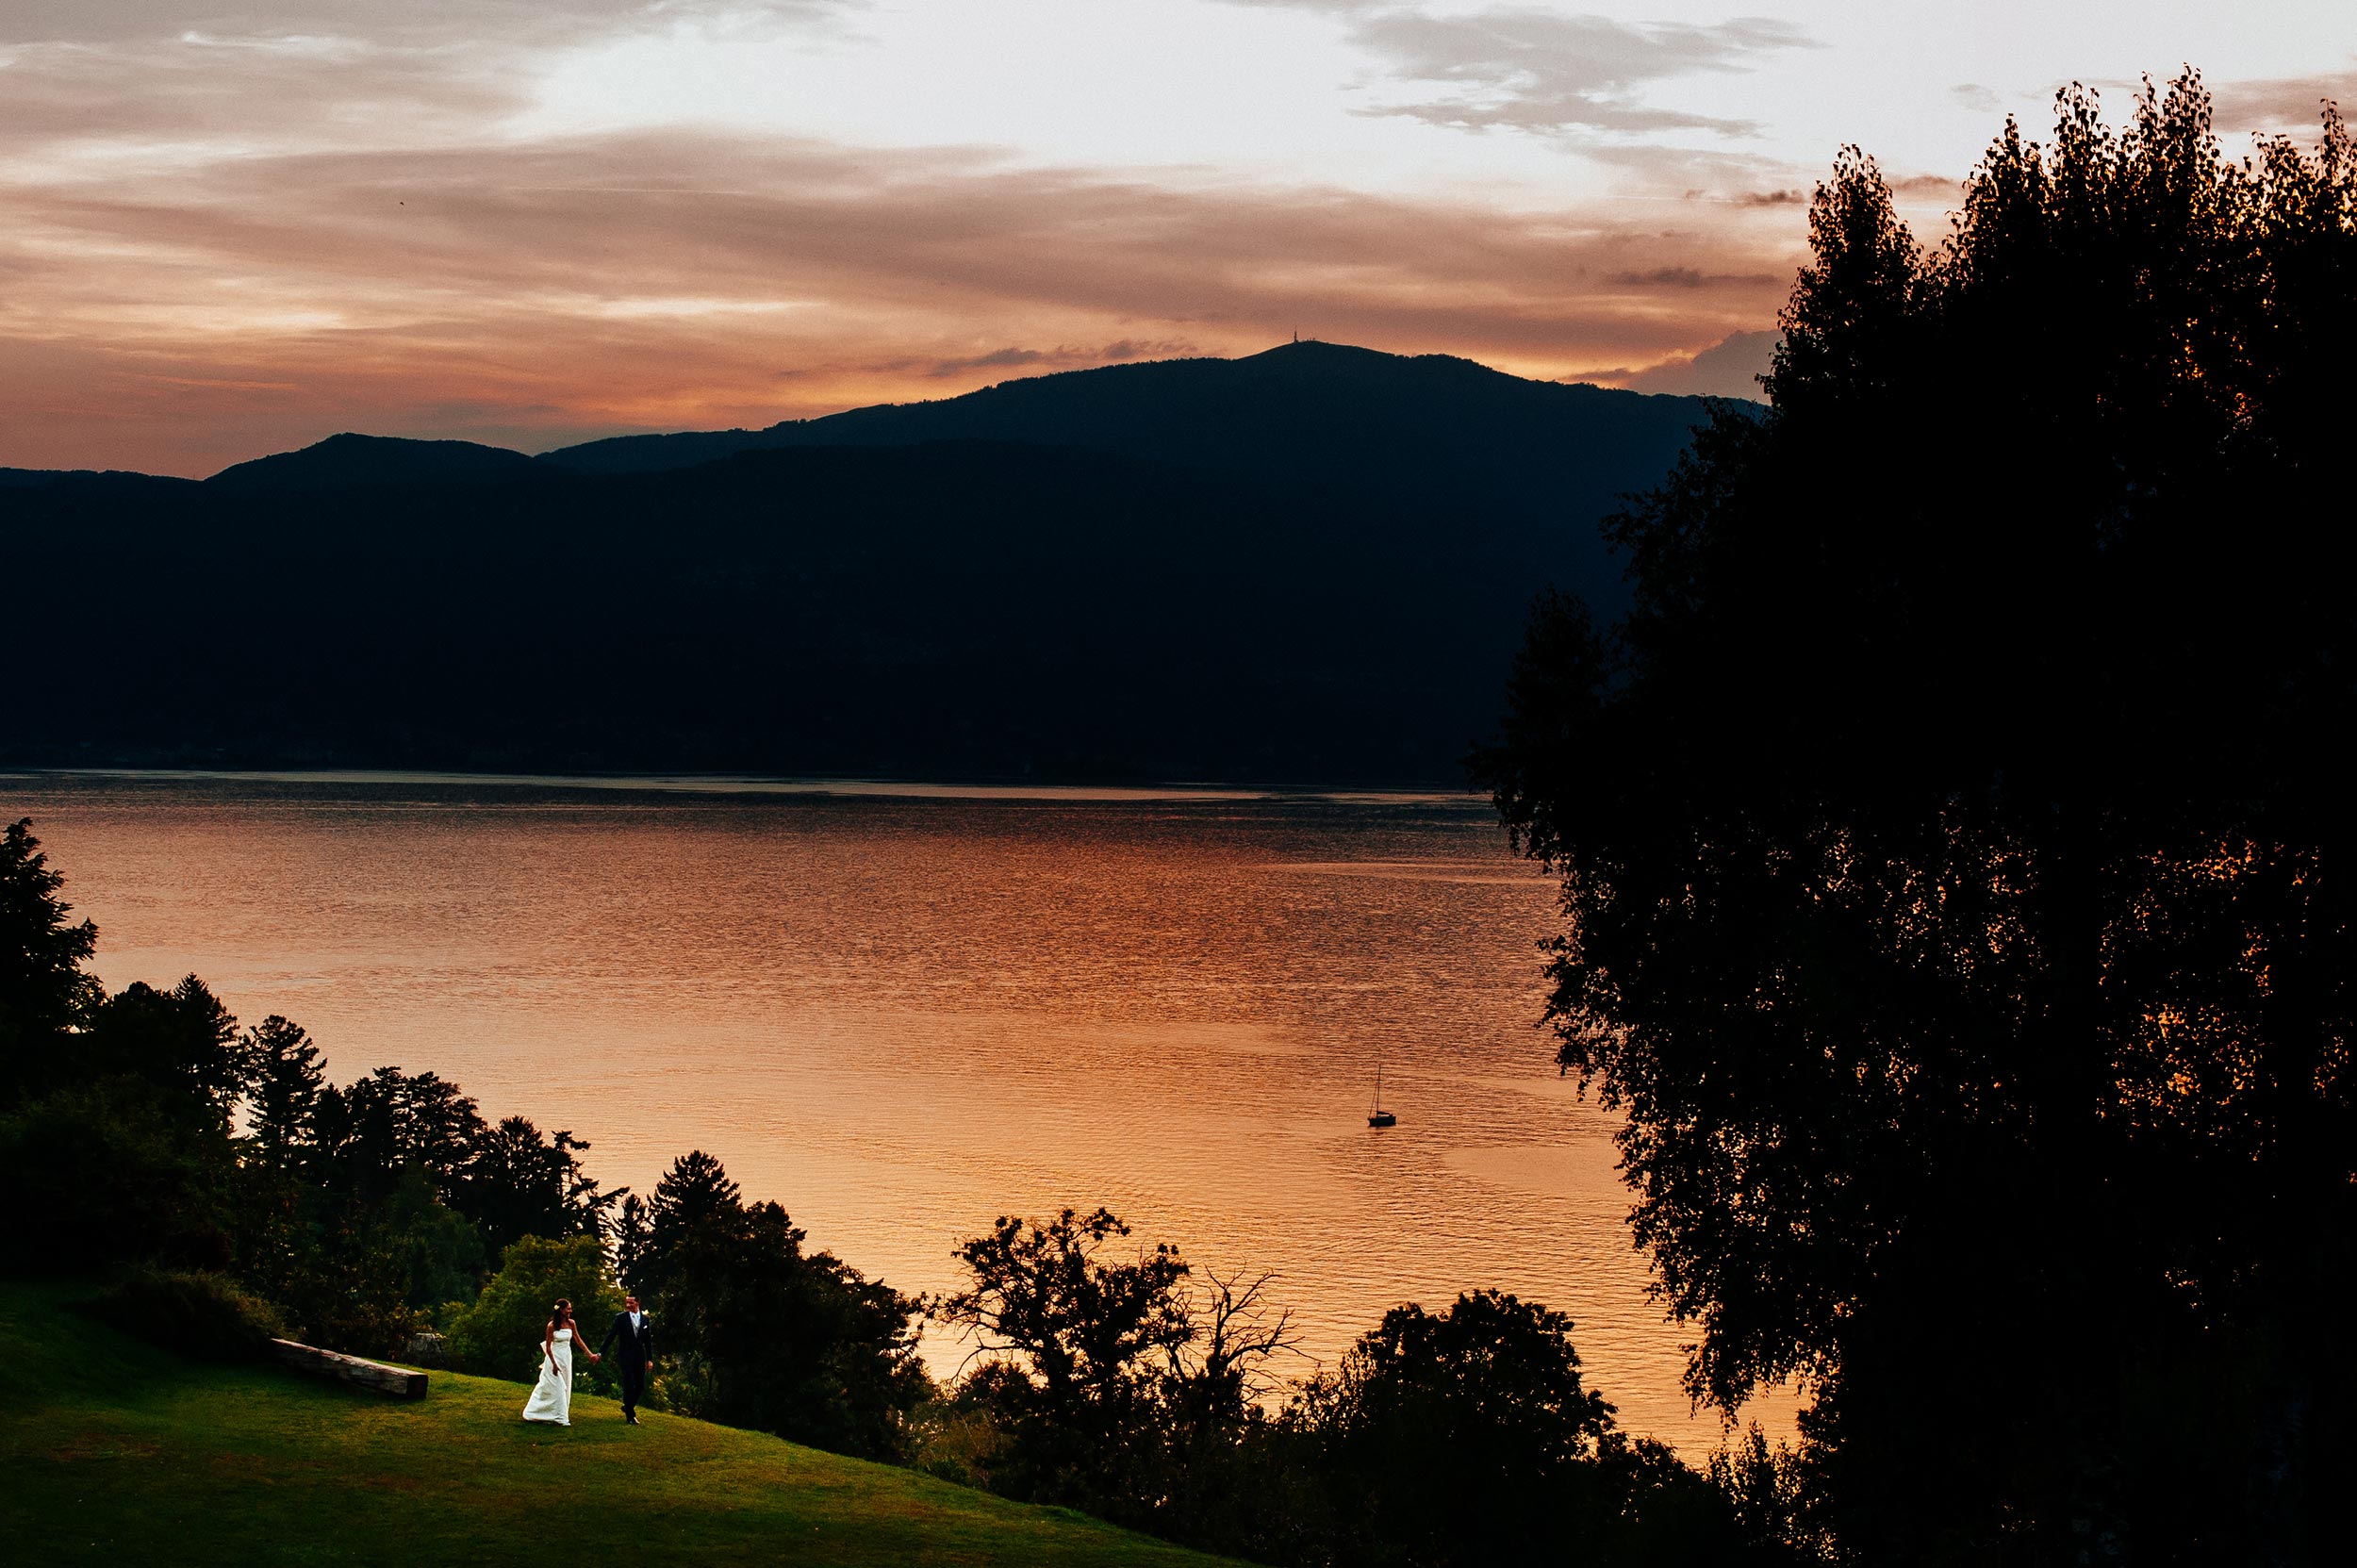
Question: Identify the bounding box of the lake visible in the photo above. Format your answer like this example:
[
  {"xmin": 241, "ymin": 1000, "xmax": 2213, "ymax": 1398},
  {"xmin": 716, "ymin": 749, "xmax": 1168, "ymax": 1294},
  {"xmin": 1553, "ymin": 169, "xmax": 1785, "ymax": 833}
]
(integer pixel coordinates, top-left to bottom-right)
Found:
[{"xmin": 3, "ymin": 769, "xmax": 1769, "ymax": 1450}]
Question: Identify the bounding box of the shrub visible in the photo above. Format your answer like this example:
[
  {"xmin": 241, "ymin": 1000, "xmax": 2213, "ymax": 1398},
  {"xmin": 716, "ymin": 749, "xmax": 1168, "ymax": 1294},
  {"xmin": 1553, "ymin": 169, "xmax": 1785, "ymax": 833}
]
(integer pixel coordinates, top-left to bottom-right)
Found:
[
  {"xmin": 272, "ymin": 1237, "xmax": 420, "ymax": 1360},
  {"xmin": 0, "ymin": 1081, "xmax": 235, "ymax": 1273},
  {"xmin": 909, "ymin": 1392, "xmax": 1010, "ymax": 1490},
  {"xmin": 1278, "ymin": 1290, "xmax": 1619, "ymax": 1566},
  {"xmin": 86, "ymin": 1267, "xmax": 288, "ymax": 1363},
  {"xmin": 442, "ymin": 1233, "xmax": 620, "ymax": 1389}
]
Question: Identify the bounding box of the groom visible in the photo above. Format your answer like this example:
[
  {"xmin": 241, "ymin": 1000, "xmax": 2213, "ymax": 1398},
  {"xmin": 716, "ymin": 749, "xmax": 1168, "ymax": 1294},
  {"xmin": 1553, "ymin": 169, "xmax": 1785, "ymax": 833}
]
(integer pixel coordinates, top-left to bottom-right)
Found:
[{"xmin": 597, "ymin": 1294, "xmax": 655, "ymax": 1425}]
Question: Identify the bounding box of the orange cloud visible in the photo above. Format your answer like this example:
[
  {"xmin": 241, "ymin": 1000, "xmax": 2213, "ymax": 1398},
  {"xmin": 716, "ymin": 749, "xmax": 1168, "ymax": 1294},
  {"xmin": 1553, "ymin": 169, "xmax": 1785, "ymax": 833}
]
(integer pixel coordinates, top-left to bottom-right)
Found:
[
  {"xmin": 0, "ymin": 122, "xmax": 1803, "ymax": 473},
  {"xmin": 0, "ymin": 11, "xmax": 1810, "ymax": 475}
]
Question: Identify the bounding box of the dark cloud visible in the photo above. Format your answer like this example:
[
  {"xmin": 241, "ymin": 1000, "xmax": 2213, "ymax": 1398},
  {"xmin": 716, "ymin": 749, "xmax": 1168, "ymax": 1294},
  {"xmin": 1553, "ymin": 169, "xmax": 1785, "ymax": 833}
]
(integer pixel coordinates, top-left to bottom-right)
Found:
[
  {"xmin": 1728, "ymin": 173, "xmax": 1949, "ymax": 212},
  {"xmin": 1607, "ymin": 265, "xmax": 1773, "ymax": 289},
  {"xmin": 2209, "ymin": 68, "xmax": 2357, "ymax": 132},
  {"xmin": 1098, "ymin": 338, "xmax": 1198, "ymax": 361},
  {"xmin": 1342, "ymin": 9, "xmax": 1817, "ymax": 138},
  {"xmin": 0, "ymin": 3, "xmax": 866, "ymax": 157},
  {"xmin": 1581, "ymin": 138, "xmax": 1810, "ymax": 190},
  {"xmin": 5, "ymin": 127, "xmax": 1790, "ymax": 334},
  {"xmin": 0, "ymin": 2, "xmax": 854, "ymax": 48},
  {"xmin": 925, "ymin": 338, "xmax": 1202, "ymax": 378},
  {"xmin": 1888, "ymin": 172, "xmax": 1960, "ymax": 199},
  {"xmin": 931, "ymin": 346, "xmax": 1054, "ymax": 376},
  {"xmin": 0, "ymin": 33, "xmax": 524, "ymax": 152},
  {"xmin": 1611, "ymin": 266, "xmax": 1705, "ymax": 288}
]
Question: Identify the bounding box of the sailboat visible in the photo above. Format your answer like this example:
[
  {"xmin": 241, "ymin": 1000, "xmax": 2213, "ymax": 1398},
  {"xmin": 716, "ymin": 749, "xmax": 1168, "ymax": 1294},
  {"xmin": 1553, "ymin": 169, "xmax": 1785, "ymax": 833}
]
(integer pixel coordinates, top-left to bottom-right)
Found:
[{"xmin": 1367, "ymin": 1068, "xmax": 1397, "ymax": 1128}]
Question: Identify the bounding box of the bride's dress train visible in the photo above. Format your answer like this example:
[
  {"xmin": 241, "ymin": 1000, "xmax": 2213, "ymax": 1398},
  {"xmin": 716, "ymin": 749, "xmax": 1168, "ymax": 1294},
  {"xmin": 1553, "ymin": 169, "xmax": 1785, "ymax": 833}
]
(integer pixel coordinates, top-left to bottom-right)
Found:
[{"xmin": 522, "ymin": 1328, "xmax": 576, "ymax": 1426}]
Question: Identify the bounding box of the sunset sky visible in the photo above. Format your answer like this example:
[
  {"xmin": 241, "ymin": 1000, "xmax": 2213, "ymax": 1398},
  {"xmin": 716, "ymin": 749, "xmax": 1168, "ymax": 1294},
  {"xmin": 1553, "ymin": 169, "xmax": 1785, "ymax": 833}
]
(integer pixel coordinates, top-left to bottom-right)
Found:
[{"xmin": 6, "ymin": 1, "xmax": 2352, "ymax": 475}]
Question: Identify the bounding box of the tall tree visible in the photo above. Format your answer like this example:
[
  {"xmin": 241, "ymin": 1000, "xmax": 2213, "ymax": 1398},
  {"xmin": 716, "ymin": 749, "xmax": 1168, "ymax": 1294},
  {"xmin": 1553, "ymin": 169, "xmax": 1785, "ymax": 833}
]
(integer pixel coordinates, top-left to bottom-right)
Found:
[
  {"xmin": 80, "ymin": 976, "xmax": 247, "ymax": 1125},
  {"xmin": 933, "ymin": 1208, "xmax": 1194, "ymax": 1507},
  {"xmin": 1280, "ymin": 1291, "xmax": 1637, "ymax": 1568},
  {"xmin": 613, "ymin": 1192, "xmax": 653, "ymax": 1294},
  {"xmin": 1476, "ymin": 74, "xmax": 2355, "ymax": 1560},
  {"xmin": 634, "ymin": 1150, "xmax": 924, "ymax": 1460},
  {"xmin": 242, "ymin": 1015, "xmax": 322, "ymax": 1169},
  {"xmin": 463, "ymin": 1114, "xmax": 614, "ymax": 1255},
  {"xmin": 0, "ymin": 818, "xmax": 101, "ymax": 1104}
]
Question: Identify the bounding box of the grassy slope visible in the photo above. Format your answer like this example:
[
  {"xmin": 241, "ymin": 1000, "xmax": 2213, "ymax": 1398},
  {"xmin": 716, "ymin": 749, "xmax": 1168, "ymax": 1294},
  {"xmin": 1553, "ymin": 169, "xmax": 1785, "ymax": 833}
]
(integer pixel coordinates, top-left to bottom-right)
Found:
[{"xmin": 5, "ymin": 1282, "xmax": 1230, "ymax": 1567}]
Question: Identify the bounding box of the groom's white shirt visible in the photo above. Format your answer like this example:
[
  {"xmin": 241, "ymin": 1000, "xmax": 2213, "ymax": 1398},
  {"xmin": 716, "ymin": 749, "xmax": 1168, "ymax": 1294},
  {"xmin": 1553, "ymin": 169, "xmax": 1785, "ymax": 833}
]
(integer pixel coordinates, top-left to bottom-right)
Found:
[{"xmin": 629, "ymin": 1310, "xmax": 643, "ymax": 1330}]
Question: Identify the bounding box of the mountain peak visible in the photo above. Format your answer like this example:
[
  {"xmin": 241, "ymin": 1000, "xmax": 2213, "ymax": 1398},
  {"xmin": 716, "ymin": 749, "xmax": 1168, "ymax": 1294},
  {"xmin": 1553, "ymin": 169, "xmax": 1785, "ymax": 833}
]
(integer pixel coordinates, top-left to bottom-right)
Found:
[
  {"xmin": 539, "ymin": 339, "xmax": 1702, "ymax": 480},
  {"xmin": 207, "ymin": 433, "xmax": 537, "ymax": 490}
]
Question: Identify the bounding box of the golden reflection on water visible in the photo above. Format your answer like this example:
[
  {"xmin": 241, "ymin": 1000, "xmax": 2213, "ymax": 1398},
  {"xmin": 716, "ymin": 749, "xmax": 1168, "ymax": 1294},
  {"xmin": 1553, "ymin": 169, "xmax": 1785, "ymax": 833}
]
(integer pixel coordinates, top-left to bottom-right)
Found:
[{"xmin": 7, "ymin": 772, "xmax": 1787, "ymax": 1452}]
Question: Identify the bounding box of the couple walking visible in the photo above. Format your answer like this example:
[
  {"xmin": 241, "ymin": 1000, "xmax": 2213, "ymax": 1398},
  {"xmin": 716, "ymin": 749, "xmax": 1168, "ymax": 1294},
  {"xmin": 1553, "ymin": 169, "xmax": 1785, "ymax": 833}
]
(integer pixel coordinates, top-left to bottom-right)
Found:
[{"xmin": 522, "ymin": 1293, "xmax": 655, "ymax": 1428}]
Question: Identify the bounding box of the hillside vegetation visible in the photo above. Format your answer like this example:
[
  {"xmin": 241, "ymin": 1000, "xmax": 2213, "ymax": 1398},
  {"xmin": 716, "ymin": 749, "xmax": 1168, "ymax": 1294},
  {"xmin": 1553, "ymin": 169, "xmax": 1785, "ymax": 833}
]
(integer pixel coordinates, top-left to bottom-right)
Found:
[{"xmin": 6, "ymin": 1281, "xmax": 1229, "ymax": 1567}]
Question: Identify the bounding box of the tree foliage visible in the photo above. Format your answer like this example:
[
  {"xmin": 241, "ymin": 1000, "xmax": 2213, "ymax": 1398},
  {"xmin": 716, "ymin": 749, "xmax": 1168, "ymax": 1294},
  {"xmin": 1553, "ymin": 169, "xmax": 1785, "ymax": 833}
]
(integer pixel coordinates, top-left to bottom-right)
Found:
[
  {"xmin": 931, "ymin": 1206, "xmax": 1195, "ymax": 1506},
  {"xmin": 443, "ymin": 1232, "xmax": 622, "ymax": 1387},
  {"xmin": 0, "ymin": 819, "xmax": 619, "ymax": 1351},
  {"xmin": 0, "ymin": 817, "xmax": 101, "ymax": 1100},
  {"xmin": 0, "ymin": 823, "xmax": 945, "ymax": 1476},
  {"xmin": 1475, "ymin": 73, "xmax": 2356, "ymax": 1560},
  {"xmin": 243, "ymin": 1015, "xmax": 322, "ymax": 1169},
  {"xmin": 1274, "ymin": 1291, "xmax": 1740, "ymax": 1568},
  {"xmin": 627, "ymin": 1150, "xmax": 928, "ymax": 1460},
  {"xmin": 925, "ymin": 1217, "xmax": 1764, "ymax": 1566}
]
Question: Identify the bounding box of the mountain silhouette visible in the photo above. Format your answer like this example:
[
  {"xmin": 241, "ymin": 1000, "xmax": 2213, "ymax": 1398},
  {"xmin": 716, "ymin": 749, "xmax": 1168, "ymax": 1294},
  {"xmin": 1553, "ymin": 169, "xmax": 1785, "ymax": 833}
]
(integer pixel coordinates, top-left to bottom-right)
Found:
[
  {"xmin": 2, "ymin": 342, "xmax": 1731, "ymax": 783},
  {"xmin": 0, "ymin": 467, "xmax": 194, "ymax": 493},
  {"xmin": 540, "ymin": 341, "xmax": 1719, "ymax": 602},
  {"xmin": 543, "ymin": 339, "xmax": 1716, "ymax": 484},
  {"xmin": 208, "ymin": 432, "xmax": 541, "ymax": 491}
]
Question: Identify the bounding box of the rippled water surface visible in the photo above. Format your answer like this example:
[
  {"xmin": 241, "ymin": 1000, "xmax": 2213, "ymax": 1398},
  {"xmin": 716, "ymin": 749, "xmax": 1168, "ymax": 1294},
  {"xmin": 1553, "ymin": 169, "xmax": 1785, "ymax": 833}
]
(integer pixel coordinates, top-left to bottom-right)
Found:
[{"xmin": 5, "ymin": 770, "xmax": 1766, "ymax": 1448}]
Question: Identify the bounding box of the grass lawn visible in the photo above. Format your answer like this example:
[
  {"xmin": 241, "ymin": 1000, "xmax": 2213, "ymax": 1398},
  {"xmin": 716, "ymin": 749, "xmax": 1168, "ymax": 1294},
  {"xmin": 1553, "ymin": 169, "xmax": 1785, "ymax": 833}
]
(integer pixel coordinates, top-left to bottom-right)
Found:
[{"xmin": 4, "ymin": 1281, "xmax": 1234, "ymax": 1566}]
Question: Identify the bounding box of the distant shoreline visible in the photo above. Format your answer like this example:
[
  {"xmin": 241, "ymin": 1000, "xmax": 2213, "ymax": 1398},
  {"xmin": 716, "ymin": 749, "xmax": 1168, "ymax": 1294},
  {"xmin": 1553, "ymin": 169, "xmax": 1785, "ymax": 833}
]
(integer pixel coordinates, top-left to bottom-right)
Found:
[{"xmin": 0, "ymin": 766, "xmax": 1482, "ymax": 807}]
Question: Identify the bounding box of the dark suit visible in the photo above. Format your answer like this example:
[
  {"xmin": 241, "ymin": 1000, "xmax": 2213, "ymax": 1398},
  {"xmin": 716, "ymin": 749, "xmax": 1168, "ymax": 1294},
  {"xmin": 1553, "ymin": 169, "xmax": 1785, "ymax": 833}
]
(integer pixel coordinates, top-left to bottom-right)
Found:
[{"xmin": 597, "ymin": 1310, "xmax": 654, "ymax": 1420}]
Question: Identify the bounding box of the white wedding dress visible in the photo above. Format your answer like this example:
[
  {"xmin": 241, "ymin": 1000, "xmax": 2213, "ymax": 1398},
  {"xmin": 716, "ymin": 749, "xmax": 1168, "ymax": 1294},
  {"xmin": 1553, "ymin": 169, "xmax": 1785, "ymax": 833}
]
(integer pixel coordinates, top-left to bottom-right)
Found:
[{"xmin": 522, "ymin": 1328, "xmax": 576, "ymax": 1426}]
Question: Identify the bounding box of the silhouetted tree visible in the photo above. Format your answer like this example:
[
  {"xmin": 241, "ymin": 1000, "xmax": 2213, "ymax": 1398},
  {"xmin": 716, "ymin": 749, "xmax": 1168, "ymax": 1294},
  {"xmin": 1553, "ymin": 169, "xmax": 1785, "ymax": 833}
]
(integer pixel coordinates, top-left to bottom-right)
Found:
[
  {"xmin": 633, "ymin": 1150, "xmax": 925, "ymax": 1459},
  {"xmin": 463, "ymin": 1114, "xmax": 614, "ymax": 1257},
  {"xmin": 613, "ymin": 1191, "xmax": 653, "ymax": 1293},
  {"xmin": 241, "ymin": 1015, "xmax": 321, "ymax": 1170},
  {"xmin": 1279, "ymin": 1291, "xmax": 1631, "ymax": 1566},
  {"xmin": 1160, "ymin": 1266, "xmax": 1299, "ymax": 1456},
  {"xmin": 79, "ymin": 976, "xmax": 247, "ymax": 1125},
  {"xmin": 371, "ymin": 1067, "xmax": 482, "ymax": 1193},
  {"xmin": 1475, "ymin": 71, "xmax": 2356, "ymax": 1561},
  {"xmin": 376, "ymin": 1165, "xmax": 489, "ymax": 1312},
  {"xmin": 644, "ymin": 1147, "xmax": 741, "ymax": 1244},
  {"xmin": 313, "ymin": 1074, "xmax": 410, "ymax": 1210},
  {"xmin": 0, "ymin": 1076, "xmax": 238, "ymax": 1272},
  {"xmin": 932, "ymin": 1206, "xmax": 1193, "ymax": 1507},
  {"xmin": 0, "ymin": 829, "xmax": 246, "ymax": 1270},
  {"xmin": 0, "ymin": 817, "xmax": 101, "ymax": 1104},
  {"xmin": 0, "ymin": 823, "xmax": 633, "ymax": 1355}
]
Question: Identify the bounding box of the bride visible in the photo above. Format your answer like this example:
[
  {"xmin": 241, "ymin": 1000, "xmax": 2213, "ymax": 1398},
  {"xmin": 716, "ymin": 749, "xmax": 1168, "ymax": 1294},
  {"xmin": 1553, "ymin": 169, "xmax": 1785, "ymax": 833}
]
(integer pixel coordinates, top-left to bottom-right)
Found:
[{"xmin": 521, "ymin": 1298, "xmax": 602, "ymax": 1427}]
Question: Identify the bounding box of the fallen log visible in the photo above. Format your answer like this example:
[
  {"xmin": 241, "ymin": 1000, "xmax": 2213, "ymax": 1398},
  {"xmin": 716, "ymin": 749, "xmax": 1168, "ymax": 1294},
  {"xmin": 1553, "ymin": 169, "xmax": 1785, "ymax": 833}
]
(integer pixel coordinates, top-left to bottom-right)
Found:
[{"xmin": 270, "ymin": 1338, "xmax": 429, "ymax": 1398}]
